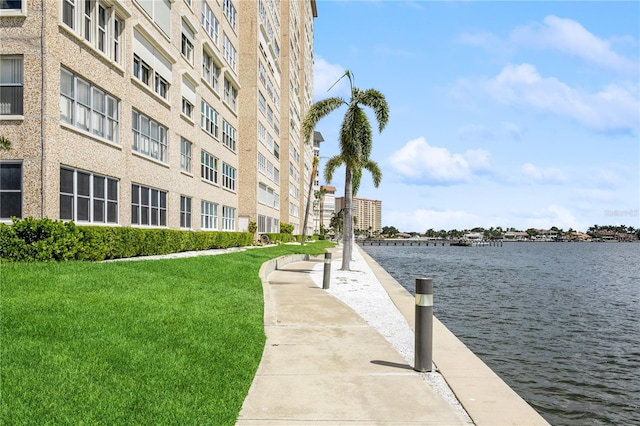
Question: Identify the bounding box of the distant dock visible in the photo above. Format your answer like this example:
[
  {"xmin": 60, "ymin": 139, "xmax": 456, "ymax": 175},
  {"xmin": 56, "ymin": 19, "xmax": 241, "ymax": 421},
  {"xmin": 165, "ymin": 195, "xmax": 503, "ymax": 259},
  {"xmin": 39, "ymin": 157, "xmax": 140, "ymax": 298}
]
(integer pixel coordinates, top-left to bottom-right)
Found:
[{"xmin": 358, "ymin": 239, "xmax": 503, "ymax": 247}]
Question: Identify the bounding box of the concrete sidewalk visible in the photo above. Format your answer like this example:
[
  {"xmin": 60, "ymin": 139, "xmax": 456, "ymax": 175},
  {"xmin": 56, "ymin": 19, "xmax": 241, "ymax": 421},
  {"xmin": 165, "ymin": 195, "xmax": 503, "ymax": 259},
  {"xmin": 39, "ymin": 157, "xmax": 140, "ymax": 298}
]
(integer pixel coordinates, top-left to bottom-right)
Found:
[{"xmin": 236, "ymin": 249, "xmax": 472, "ymax": 425}]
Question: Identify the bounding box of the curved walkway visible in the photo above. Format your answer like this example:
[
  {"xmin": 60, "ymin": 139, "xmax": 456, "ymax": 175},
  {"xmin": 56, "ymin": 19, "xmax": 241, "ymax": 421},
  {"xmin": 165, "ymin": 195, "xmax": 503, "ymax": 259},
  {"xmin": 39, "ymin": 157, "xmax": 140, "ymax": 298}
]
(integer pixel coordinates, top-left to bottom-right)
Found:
[{"xmin": 236, "ymin": 247, "xmax": 473, "ymax": 425}]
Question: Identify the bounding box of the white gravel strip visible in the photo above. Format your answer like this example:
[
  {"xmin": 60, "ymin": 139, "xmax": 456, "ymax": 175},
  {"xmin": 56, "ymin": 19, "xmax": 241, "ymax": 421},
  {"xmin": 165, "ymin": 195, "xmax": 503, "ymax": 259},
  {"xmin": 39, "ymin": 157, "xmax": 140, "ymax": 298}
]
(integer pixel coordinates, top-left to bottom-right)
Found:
[{"xmin": 310, "ymin": 245, "xmax": 472, "ymax": 422}]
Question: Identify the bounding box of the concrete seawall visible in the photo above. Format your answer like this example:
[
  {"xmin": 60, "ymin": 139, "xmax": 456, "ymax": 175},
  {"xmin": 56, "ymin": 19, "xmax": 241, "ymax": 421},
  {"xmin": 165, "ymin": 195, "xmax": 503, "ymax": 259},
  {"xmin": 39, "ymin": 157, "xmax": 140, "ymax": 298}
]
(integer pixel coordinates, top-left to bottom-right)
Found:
[{"xmin": 357, "ymin": 247, "xmax": 550, "ymax": 426}]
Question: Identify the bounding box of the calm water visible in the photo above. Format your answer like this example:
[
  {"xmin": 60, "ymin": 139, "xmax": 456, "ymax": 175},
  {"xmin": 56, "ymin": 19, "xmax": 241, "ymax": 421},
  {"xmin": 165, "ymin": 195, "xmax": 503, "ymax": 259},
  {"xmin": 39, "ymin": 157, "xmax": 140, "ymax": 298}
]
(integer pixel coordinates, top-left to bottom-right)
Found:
[{"xmin": 361, "ymin": 242, "xmax": 640, "ymax": 426}]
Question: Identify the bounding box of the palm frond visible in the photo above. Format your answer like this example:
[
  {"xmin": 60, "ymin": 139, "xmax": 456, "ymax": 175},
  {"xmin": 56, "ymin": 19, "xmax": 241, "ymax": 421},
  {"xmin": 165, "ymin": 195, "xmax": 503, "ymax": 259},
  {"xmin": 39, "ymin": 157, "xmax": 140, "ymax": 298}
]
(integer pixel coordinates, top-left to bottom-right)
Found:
[
  {"xmin": 301, "ymin": 97, "xmax": 344, "ymax": 143},
  {"xmin": 323, "ymin": 155, "xmax": 344, "ymax": 184},
  {"xmin": 360, "ymin": 89, "xmax": 389, "ymax": 132},
  {"xmin": 363, "ymin": 160, "xmax": 382, "ymax": 188}
]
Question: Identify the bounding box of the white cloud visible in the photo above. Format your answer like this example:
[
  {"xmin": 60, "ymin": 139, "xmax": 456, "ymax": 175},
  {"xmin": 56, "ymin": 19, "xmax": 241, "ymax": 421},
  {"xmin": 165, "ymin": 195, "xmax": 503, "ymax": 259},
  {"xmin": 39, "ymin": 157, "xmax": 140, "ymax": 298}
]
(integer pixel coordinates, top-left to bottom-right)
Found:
[
  {"xmin": 521, "ymin": 163, "xmax": 567, "ymax": 184},
  {"xmin": 525, "ymin": 205, "xmax": 587, "ymax": 231},
  {"xmin": 313, "ymin": 56, "xmax": 349, "ymax": 101},
  {"xmin": 388, "ymin": 137, "xmax": 492, "ymax": 184},
  {"xmin": 484, "ymin": 63, "xmax": 639, "ymax": 133},
  {"xmin": 510, "ymin": 15, "xmax": 638, "ymax": 74}
]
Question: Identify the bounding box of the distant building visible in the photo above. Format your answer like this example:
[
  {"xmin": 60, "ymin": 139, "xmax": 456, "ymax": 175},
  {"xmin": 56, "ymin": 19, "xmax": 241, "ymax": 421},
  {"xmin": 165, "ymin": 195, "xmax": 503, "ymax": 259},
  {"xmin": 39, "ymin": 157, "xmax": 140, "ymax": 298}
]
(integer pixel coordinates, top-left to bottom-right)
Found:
[
  {"xmin": 317, "ymin": 185, "xmax": 335, "ymax": 233},
  {"xmin": 335, "ymin": 196, "xmax": 382, "ymax": 235}
]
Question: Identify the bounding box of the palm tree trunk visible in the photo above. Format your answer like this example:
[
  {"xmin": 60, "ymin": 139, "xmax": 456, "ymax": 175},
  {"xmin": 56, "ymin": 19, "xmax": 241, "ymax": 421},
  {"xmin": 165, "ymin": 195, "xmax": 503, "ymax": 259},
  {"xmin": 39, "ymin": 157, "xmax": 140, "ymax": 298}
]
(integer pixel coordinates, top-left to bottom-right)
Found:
[
  {"xmin": 342, "ymin": 166, "xmax": 353, "ymax": 271},
  {"xmin": 300, "ymin": 158, "xmax": 318, "ymax": 246}
]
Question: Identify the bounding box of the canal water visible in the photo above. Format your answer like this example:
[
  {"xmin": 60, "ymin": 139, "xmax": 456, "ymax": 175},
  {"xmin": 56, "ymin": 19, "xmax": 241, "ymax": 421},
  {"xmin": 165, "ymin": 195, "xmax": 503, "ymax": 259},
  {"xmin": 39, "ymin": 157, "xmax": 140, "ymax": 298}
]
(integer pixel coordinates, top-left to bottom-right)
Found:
[{"xmin": 360, "ymin": 242, "xmax": 639, "ymax": 426}]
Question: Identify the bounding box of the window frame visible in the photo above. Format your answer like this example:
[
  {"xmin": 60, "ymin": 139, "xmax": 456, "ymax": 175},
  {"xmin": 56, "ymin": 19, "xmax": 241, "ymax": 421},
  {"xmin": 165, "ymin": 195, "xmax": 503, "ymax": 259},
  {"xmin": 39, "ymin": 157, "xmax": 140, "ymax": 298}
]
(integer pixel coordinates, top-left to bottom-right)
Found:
[
  {"xmin": 200, "ymin": 99, "xmax": 219, "ymax": 138},
  {"xmin": 180, "ymin": 137, "xmax": 192, "ymax": 173},
  {"xmin": 59, "ymin": 166, "xmax": 119, "ymax": 224},
  {"xmin": 201, "ymin": 200, "xmax": 218, "ymax": 230},
  {"xmin": 180, "ymin": 195, "xmax": 192, "ymax": 229},
  {"xmin": 0, "ymin": 161, "xmax": 23, "ymax": 220},
  {"xmin": 221, "ymin": 205, "xmax": 235, "ymax": 231},
  {"xmin": 60, "ymin": 67, "xmax": 120, "ymax": 143},
  {"xmin": 222, "ymin": 119, "xmax": 237, "ymax": 152},
  {"xmin": 200, "ymin": 149, "xmax": 218, "ymax": 184},
  {"xmin": 221, "ymin": 162, "xmax": 236, "ymax": 192},
  {"xmin": 0, "ymin": 55, "xmax": 24, "ymax": 117},
  {"xmin": 131, "ymin": 109, "xmax": 168, "ymax": 163},
  {"xmin": 131, "ymin": 183, "xmax": 167, "ymax": 227}
]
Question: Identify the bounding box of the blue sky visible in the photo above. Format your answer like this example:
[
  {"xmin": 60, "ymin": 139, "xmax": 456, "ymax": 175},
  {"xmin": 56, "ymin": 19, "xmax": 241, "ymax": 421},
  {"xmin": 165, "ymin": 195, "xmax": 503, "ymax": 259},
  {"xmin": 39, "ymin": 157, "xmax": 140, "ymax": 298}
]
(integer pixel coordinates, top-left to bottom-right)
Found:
[{"xmin": 311, "ymin": 1, "xmax": 639, "ymax": 233}]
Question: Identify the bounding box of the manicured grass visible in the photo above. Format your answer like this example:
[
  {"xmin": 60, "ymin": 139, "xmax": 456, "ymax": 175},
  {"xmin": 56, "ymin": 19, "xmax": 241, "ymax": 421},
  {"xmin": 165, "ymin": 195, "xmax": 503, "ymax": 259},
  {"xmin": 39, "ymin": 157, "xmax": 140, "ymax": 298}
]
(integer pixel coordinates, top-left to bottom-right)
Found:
[{"xmin": 1, "ymin": 242, "xmax": 333, "ymax": 425}]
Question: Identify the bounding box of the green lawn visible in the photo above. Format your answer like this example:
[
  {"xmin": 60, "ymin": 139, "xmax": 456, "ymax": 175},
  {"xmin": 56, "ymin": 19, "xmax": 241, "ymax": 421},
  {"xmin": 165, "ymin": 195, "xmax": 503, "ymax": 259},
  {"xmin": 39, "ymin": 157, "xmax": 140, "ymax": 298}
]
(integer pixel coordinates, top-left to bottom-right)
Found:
[{"xmin": 1, "ymin": 242, "xmax": 332, "ymax": 425}]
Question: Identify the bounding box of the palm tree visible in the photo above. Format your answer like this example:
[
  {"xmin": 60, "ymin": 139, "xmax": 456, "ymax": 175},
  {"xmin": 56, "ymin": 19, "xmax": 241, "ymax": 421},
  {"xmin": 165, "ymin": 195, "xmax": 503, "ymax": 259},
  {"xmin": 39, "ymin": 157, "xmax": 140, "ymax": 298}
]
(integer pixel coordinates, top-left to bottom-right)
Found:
[{"xmin": 302, "ymin": 71, "xmax": 389, "ymax": 270}]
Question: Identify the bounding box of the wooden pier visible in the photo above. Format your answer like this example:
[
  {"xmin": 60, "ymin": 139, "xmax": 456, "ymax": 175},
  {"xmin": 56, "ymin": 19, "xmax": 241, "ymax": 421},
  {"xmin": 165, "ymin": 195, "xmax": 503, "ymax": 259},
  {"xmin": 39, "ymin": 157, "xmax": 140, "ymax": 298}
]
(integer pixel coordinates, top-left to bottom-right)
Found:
[{"xmin": 358, "ymin": 239, "xmax": 503, "ymax": 247}]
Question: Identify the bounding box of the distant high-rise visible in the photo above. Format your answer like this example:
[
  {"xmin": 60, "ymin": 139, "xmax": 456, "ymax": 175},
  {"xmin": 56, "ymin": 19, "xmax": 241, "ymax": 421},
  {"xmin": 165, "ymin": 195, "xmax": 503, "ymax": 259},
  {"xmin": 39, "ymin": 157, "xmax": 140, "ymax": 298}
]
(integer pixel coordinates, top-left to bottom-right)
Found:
[{"xmin": 336, "ymin": 196, "xmax": 382, "ymax": 235}]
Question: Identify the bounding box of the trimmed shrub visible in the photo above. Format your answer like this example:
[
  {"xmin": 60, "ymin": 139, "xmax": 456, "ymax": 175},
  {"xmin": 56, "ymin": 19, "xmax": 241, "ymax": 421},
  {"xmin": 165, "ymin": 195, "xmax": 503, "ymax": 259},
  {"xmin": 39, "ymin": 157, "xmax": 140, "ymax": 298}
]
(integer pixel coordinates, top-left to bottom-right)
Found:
[
  {"xmin": 0, "ymin": 217, "xmax": 253, "ymax": 262},
  {"xmin": 0, "ymin": 217, "xmax": 82, "ymax": 262}
]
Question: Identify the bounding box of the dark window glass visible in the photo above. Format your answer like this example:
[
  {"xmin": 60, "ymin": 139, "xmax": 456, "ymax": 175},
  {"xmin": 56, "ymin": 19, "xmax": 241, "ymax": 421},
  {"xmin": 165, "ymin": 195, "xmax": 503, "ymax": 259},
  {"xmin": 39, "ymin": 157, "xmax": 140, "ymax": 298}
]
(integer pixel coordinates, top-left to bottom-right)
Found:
[{"xmin": 0, "ymin": 163, "xmax": 21, "ymax": 190}]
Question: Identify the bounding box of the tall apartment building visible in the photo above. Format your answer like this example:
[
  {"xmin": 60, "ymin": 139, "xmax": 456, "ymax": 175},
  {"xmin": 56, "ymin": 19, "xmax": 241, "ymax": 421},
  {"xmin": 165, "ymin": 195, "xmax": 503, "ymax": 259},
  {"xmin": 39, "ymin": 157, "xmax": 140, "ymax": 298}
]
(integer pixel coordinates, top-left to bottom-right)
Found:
[
  {"xmin": 336, "ymin": 195, "xmax": 382, "ymax": 234},
  {"xmin": 318, "ymin": 184, "xmax": 335, "ymax": 232},
  {"xmin": 237, "ymin": 0, "xmax": 317, "ymax": 235},
  {"xmin": 0, "ymin": 0, "xmax": 318, "ymax": 234}
]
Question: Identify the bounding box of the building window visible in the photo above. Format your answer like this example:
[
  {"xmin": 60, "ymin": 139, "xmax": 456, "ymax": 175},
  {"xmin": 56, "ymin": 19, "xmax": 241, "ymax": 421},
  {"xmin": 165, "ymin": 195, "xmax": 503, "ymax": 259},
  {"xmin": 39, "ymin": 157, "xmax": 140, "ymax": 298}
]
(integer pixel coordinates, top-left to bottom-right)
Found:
[
  {"xmin": 258, "ymin": 91, "xmax": 266, "ymax": 114},
  {"xmin": 0, "ymin": 56, "xmax": 23, "ymax": 116},
  {"xmin": 222, "ymin": 33, "xmax": 236, "ymax": 71},
  {"xmin": 182, "ymin": 98, "xmax": 193, "ymax": 119},
  {"xmin": 60, "ymin": 166, "xmax": 119, "ymax": 224},
  {"xmin": 133, "ymin": 55, "xmax": 151, "ymax": 86},
  {"xmin": 202, "ymin": 49, "xmax": 220, "ymax": 92},
  {"xmin": 201, "ymin": 1, "xmax": 219, "ymax": 44},
  {"xmin": 223, "ymin": 78, "xmax": 237, "ymax": 111},
  {"xmin": 222, "ymin": 205, "xmax": 235, "ymax": 231},
  {"xmin": 181, "ymin": 75, "xmax": 196, "ymax": 120},
  {"xmin": 134, "ymin": 56, "xmax": 170, "ymax": 101},
  {"xmin": 181, "ymin": 20, "xmax": 195, "ymax": 64},
  {"xmin": 131, "ymin": 183, "xmax": 167, "ymax": 226},
  {"xmin": 155, "ymin": 73, "xmax": 169, "ymax": 99},
  {"xmin": 61, "ymin": 0, "xmax": 123, "ymax": 64},
  {"xmin": 222, "ymin": 119, "xmax": 236, "ymax": 152},
  {"xmin": 180, "ymin": 138, "xmax": 192, "ymax": 173},
  {"xmin": 257, "ymin": 152, "xmax": 266, "ymax": 174},
  {"xmin": 131, "ymin": 109, "xmax": 168, "ymax": 162},
  {"xmin": 223, "ymin": 0, "xmax": 236, "ymax": 31},
  {"xmin": 60, "ymin": 67, "xmax": 119, "ymax": 142},
  {"xmin": 133, "ymin": 30, "xmax": 172, "ymax": 101},
  {"xmin": 222, "ymin": 162, "xmax": 236, "ymax": 192},
  {"xmin": 134, "ymin": 0, "xmax": 171, "ymax": 37},
  {"xmin": 201, "ymin": 200, "xmax": 218, "ymax": 230},
  {"xmin": 201, "ymin": 150, "xmax": 218, "ymax": 184},
  {"xmin": 200, "ymin": 100, "xmax": 218, "ymax": 138},
  {"xmin": 1, "ymin": 0, "xmax": 25, "ymax": 14},
  {"xmin": 62, "ymin": 0, "xmax": 75, "ymax": 27},
  {"xmin": 0, "ymin": 162, "xmax": 22, "ymax": 219},
  {"xmin": 180, "ymin": 195, "xmax": 191, "ymax": 228}
]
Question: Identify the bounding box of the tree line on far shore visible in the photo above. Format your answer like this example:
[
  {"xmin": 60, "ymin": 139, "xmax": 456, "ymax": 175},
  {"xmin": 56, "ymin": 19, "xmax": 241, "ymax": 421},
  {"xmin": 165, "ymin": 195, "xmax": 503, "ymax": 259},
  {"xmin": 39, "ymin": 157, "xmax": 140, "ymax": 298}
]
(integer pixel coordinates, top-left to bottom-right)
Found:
[{"xmin": 375, "ymin": 225, "xmax": 639, "ymax": 240}]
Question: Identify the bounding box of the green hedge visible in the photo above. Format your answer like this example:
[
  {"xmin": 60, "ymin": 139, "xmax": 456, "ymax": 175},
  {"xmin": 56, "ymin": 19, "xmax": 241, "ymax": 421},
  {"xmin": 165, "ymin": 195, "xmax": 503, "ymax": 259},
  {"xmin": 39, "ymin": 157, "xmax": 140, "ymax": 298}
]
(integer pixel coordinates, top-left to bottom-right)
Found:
[{"xmin": 0, "ymin": 217, "xmax": 252, "ymax": 262}]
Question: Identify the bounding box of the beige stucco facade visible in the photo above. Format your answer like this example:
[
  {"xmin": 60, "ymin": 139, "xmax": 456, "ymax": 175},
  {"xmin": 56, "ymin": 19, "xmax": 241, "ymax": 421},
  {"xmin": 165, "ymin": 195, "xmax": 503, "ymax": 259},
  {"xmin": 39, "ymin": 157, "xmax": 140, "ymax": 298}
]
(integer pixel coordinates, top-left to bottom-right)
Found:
[
  {"xmin": 1, "ymin": 0, "xmax": 317, "ymax": 233},
  {"xmin": 237, "ymin": 0, "xmax": 317, "ymax": 235}
]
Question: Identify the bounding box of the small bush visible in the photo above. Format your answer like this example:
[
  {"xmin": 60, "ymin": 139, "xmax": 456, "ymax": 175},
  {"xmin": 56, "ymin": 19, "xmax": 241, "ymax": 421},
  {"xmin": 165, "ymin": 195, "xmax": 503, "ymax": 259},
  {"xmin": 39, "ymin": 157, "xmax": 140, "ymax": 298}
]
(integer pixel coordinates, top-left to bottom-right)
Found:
[
  {"xmin": 280, "ymin": 223, "xmax": 294, "ymax": 234},
  {"xmin": 0, "ymin": 217, "xmax": 82, "ymax": 262}
]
